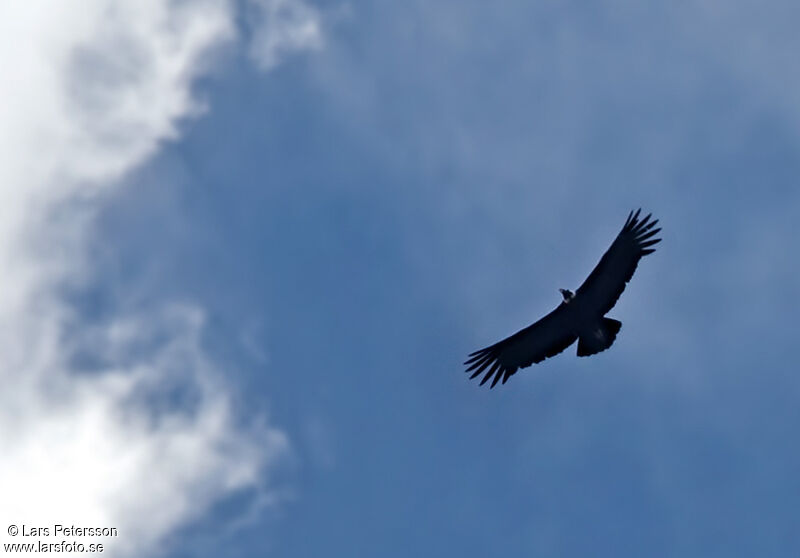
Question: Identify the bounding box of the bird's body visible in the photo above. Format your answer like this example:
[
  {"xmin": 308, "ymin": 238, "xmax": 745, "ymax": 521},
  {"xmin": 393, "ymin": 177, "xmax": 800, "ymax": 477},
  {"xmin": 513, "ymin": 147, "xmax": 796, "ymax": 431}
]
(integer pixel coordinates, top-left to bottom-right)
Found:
[{"xmin": 464, "ymin": 209, "xmax": 661, "ymax": 388}]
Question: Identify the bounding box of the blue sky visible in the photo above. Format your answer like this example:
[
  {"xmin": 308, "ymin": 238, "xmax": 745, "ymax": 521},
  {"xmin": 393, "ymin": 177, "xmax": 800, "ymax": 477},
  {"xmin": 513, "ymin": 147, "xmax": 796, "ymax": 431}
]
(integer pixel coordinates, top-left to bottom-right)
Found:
[{"xmin": 3, "ymin": 1, "xmax": 800, "ymax": 557}]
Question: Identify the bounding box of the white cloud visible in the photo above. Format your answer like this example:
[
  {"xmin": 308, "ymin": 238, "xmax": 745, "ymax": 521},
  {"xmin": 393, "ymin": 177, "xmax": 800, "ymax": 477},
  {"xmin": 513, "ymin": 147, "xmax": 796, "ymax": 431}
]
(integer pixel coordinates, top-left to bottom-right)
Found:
[
  {"xmin": 247, "ymin": 0, "xmax": 324, "ymax": 70},
  {"xmin": 0, "ymin": 0, "xmax": 322, "ymax": 556}
]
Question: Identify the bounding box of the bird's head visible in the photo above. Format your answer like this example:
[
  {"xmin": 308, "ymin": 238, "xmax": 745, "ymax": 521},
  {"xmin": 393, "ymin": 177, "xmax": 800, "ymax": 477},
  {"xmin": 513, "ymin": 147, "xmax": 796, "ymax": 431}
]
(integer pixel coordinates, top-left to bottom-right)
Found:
[{"xmin": 559, "ymin": 288, "xmax": 574, "ymax": 302}]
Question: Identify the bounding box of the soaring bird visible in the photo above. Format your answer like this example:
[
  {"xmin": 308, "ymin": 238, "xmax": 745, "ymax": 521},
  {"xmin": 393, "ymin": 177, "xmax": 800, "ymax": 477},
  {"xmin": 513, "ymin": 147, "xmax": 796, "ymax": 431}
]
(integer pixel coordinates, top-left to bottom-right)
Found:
[{"xmin": 464, "ymin": 209, "xmax": 661, "ymax": 388}]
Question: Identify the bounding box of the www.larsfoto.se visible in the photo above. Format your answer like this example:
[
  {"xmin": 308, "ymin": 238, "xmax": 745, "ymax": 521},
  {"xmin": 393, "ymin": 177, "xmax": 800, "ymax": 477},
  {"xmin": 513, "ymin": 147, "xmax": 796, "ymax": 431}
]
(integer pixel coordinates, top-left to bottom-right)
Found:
[{"xmin": 4, "ymin": 540, "xmax": 105, "ymax": 553}]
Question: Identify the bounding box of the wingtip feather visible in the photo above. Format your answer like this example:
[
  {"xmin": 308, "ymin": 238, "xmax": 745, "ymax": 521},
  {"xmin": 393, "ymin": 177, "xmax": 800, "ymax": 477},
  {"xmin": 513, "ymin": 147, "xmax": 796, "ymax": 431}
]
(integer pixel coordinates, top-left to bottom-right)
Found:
[
  {"xmin": 467, "ymin": 356, "xmax": 494, "ymax": 376},
  {"xmin": 640, "ymin": 219, "xmax": 659, "ymax": 232},
  {"xmin": 464, "ymin": 352, "xmax": 487, "ymax": 367},
  {"xmin": 466, "ymin": 348, "xmax": 485, "ymax": 359},
  {"xmin": 479, "ymin": 362, "xmax": 500, "ymax": 385},
  {"xmin": 625, "ymin": 208, "xmax": 642, "ymax": 231},
  {"xmin": 638, "ymin": 227, "xmax": 661, "ymax": 241}
]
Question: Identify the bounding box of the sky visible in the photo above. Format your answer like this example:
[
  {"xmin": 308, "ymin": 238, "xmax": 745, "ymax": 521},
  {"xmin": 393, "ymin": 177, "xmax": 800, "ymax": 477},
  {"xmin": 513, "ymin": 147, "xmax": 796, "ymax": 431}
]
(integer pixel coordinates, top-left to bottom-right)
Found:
[{"xmin": 1, "ymin": 1, "xmax": 799, "ymax": 557}]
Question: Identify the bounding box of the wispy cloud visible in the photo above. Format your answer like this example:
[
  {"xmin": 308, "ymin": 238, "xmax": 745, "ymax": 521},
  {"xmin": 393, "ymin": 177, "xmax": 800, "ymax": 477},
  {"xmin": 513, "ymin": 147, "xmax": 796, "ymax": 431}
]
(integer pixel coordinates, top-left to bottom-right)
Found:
[
  {"xmin": 0, "ymin": 0, "xmax": 323, "ymax": 555},
  {"xmin": 246, "ymin": 0, "xmax": 324, "ymax": 70}
]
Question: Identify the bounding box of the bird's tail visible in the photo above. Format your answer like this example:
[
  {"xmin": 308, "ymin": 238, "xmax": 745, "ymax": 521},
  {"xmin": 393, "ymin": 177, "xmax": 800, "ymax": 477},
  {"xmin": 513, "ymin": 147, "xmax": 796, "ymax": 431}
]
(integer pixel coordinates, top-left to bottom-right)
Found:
[{"xmin": 577, "ymin": 318, "xmax": 622, "ymax": 357}]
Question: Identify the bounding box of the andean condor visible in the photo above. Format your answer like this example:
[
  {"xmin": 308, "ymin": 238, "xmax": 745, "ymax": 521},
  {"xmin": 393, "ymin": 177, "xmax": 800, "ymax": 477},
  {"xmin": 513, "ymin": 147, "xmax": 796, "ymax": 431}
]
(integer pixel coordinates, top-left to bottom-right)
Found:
[{"xmin": 464, "ymin": 209, "xmax": 661, "ymax": 388}]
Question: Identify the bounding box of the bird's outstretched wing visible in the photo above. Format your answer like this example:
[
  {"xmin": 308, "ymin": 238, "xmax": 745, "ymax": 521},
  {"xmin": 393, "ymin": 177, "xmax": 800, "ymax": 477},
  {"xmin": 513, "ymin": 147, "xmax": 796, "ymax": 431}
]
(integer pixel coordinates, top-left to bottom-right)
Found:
[
  {"xmin": 575, "ymin": 209, "xmax": 661, "ymax": 316},
  {"xmin": 464, "ymin": 306, "xmax": 578, "ymax": 388}
]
